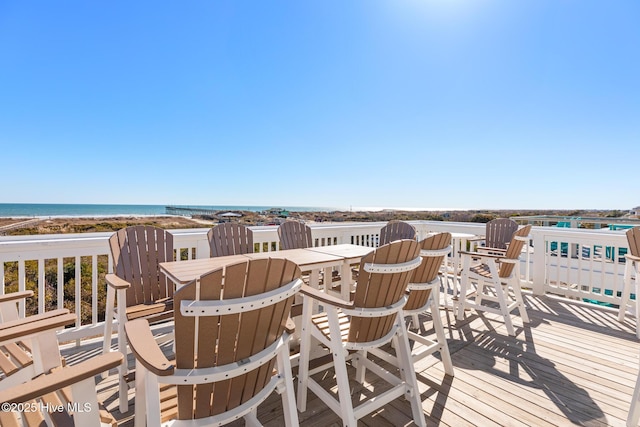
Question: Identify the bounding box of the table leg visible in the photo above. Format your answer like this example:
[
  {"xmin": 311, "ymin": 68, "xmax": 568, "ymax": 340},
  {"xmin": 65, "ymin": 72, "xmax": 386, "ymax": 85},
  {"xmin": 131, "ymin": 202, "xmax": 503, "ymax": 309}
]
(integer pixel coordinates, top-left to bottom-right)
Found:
[{"xmin": 341, "ymin": 260, "xmax": 353, "ymax": 300}]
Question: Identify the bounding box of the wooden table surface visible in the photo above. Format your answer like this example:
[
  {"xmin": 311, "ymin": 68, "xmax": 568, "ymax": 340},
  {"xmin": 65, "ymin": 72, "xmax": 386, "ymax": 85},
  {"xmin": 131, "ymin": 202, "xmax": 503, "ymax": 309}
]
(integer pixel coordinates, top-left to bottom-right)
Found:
[{"xmin": 159, "ymin": 245, "xmax": 370, "ymax": 287}]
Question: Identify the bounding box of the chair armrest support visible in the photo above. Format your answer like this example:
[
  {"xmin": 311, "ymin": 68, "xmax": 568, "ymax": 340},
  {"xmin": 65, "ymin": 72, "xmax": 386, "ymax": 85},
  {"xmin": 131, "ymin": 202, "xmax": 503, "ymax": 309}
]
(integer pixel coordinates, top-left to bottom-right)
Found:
[
  {"xmin": 125, "ymin": 319, "xmax": 174, "ymax": 377},
  {"xmin": 285, "ymin": 317, "xmax": 296, "ymax": 334},
  {"xmin": 0, "ymin": 352, "xmax": 123, "ymax": 404},
  {"xmin": 0, "ymin": 310, "xmax": 76, "ymax": 343},
  {"xmin": 300, "ymin": 284, "xmax": 354, "ymax": 310},
  {"xmin": 0, "ymin": 291, "xmax": 34, "ymax": 304},
  {"xmin": 105, "ymin": 273, "xmax": 131, "ymax": 290}
]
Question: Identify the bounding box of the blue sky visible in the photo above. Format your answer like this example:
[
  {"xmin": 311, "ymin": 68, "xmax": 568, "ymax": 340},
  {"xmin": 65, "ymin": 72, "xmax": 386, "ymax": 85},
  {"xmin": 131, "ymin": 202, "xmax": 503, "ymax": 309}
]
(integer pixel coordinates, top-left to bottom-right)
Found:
[{"xmin": 1, "ymin": 1, "xmax": 638, "ymax": 211}]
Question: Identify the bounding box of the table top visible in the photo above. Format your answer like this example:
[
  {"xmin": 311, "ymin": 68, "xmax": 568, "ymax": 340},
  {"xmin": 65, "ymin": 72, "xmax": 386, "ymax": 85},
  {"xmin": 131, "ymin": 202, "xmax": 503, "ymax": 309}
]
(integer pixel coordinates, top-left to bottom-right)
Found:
[
  {"xmin": 160, "ymin": 245, "xmax": 369, "ymax": 286},
  {"xmin": 450, "ymin": 232, "xmax": 477, "ymax": 239},
  {"xmin": 244, "ymin": 248, "xmax": 344, "ymax": 269},
  {"xmin": 306, "ymin": 244, "xmax": 373, "ymax": 261},
  {"xmin": 160, "ymin": 254, "xmax": 249, "ymax": 285}
]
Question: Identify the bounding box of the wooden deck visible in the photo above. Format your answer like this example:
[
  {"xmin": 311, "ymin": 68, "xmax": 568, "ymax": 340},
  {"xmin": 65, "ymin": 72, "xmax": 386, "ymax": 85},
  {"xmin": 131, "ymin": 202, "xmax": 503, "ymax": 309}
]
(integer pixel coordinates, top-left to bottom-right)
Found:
[{"xmin": 62, "ymin": 292, "xmax": 640, "ymax": 426}]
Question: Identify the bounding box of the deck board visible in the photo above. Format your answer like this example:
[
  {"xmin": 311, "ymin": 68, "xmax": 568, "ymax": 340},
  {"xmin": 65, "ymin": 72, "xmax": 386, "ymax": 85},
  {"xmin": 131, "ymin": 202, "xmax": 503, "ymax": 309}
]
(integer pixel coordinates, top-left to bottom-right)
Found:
[{"xmin": 59, "ymin": 290, "xmax": 640, "ymax": 426}]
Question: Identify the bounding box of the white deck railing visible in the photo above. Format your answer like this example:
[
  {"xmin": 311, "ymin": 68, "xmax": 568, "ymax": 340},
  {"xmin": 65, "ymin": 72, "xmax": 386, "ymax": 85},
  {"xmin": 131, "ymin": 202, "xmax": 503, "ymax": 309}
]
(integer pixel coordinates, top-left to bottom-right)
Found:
[{"xmin": 0, "ymin": 221, "xmax": 632, "ymax": 342}]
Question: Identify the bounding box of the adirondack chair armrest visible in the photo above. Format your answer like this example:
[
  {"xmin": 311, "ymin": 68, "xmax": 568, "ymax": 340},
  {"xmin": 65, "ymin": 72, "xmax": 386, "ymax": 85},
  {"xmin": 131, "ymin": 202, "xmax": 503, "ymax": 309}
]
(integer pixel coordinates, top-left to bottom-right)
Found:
[
  {"xmin": 299, "ymin": 284, "xmax": 354, "ymax": 310},
  {"xmin": 476, "ymin": 246, "xmax": 507, "ymax": 254},
  {"xmin": 125, "ymin": 318, "xmax": 174, "ymax": 376},
  {"xmin": 467, "ymin": 235, "xmax": 486, "ymax": 242},
  {"xmin": 0, "ymin": 352, "xmax": 123, "ymax": 404},
  {"xmin": 0, "ymin": 310, "xmax": 76, "ymax": 343},
  {"xmin": 105, "ymin": 273, "xmax": 131, "ymax": 290},
  {"xmin": 459, "ymin": 250, "xmax": 506, "ymax": 261},
  {"xmin": 626, "ymin": 253, "xmax": 640, "ymax": 262},
  {"xmin": 0, "ymin": 290, "xmax": 34, "ymax": 304}
]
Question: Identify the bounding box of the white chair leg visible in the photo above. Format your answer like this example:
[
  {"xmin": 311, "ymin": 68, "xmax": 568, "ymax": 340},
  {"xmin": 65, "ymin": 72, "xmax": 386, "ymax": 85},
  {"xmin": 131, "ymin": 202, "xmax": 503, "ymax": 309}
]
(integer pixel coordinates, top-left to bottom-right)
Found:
[
  {"xmin": 117, "ymin": 289, "xmax": 129, "ymax": 413},
  {"xmin": 324, "ymin": 309, "xmax": 358, "ymax": 427},
  {"xmin": 277, "ymin": 343, "xmax": 300, "ymax": 427},
  {"xmin": 102, "ymin": 286, "xmax": 115, "ymax": 380},
  {"xmin": 134, "ymin": 361, "xmax": 147, "ymax": 427},
  {"xmin": 145, "ymin": 372, "xmax": 161, "ymax": 426},
  {"xmin": 511, "ymin": 279, "xmax": 529, "ymax": 324},
  {"xmin": 296, "ymin": 296, "xmax": 313, "ymax": 412},
  {"xmin": 411, "ymin": 314, "xmax": 420, "ymax": 330},
  {"xmin": 355, "ymin": 350, "xmax": 367, "ymax": 384},
  {"xmin": 333, "ymin": 347, "xmax": 357, "ymax": 427},
  {"xmin": 430, "ymin": 296, "xmax": 454, "ymax": 376},
  {"xmin": 494, "ymin": 281, "xmax": 515, "ymax": 336},
  {"xmin": 245, "ymin": 410, "xmax": 261, "ymax": 427},
  {"xmin": 70, "ymin": 377, "xmax": 102, "ymax": 426},
  {"xmin": 457, "ymin": 264, "xmax": 469, "ymax": 321},
  {"xmin": 394, "ymin": 319, "xmax": 427, "ymax": 427}
]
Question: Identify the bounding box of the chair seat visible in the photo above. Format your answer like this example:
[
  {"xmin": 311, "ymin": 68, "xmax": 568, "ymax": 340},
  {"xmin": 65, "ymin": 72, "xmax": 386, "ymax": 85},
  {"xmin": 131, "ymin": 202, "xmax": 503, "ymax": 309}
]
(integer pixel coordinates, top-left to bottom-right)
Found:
[
  {"xmin": 123, "ymin": 297, "xmax": 174, "ymax": 322},
  {"xmin": 0, "ymin": 342, "xmax": 33, "ymax": 377},
  {"xmin": 311, "ymin": 311, "xmax": 350, "ymax": 343},
  {"xmin": 470, "ymin": 263, "xmax": 493, "ymax": 279}
]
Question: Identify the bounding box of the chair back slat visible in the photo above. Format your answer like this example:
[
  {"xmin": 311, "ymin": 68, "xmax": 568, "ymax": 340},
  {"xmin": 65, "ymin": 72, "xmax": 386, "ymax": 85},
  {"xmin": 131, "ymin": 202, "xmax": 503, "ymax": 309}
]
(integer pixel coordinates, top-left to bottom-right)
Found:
[
  {"xmin": 404, "ymin": 233, "xmax": 451, "ymax": 311},
  {"xmin": 350, "ymin": 240, "xmax": 421, "ymax": 343},
  {"xmin": 208, "ymin": 223, "xmax": 254, "ymax": 257},
  {"xmin": 278, "ymin": 221, "xmax": 313, "ymax": 249},
  {"xmin": 174, "ymin": 258, "xmax": 300, "ymax": 420},
  {"xmin": 109, "ymin": 226, "xmax": 174, "ymax": 306},
  {"xmin": 378, "ymin": 220, "xmax": 417, "ymax": 246},
  {"xmin": 485, "ymin": 218, "xmax": 518, "ymax": 250},
  {"xmin": 627, "ymin": 227, "xmax": 640, "ymax": 258},
  {"xmin": 499, "ymin": 225, "xmax": 531, "ymax": 278}
]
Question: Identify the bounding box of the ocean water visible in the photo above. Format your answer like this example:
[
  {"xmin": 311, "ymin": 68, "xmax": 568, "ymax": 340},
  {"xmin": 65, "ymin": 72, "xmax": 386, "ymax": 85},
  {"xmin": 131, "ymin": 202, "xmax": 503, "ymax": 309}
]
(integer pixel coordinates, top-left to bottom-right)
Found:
[{"xmin": 0, "ymin": 203, "xmax": 333, "ymax": 218}]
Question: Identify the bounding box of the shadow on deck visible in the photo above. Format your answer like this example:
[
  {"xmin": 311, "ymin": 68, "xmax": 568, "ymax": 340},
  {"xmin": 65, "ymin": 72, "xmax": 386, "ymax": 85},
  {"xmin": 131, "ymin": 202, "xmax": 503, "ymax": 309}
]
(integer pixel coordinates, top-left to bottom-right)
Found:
[{"xmin": 63, "ymin": 293, "xmax": 640, "ymax": 427}]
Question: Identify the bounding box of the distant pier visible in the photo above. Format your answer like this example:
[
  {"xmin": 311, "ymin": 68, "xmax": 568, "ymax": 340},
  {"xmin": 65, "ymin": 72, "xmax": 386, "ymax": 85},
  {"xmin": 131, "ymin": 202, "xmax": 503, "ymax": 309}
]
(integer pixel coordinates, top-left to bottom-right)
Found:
[{"xmin": 165, "ymin": 206, "xmax": 220, "ymax": 217}]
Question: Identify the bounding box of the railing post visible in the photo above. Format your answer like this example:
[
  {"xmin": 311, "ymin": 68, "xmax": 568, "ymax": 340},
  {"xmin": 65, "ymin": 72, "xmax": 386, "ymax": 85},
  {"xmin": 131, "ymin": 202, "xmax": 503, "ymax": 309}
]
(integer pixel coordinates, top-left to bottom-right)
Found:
[
  {"xmin": 196, "ymin": 238, "xmax": 210, "ymax": 259},
  {"xmin": 531, "ymin": 228, "xmax": 546, "ymax": 295}
]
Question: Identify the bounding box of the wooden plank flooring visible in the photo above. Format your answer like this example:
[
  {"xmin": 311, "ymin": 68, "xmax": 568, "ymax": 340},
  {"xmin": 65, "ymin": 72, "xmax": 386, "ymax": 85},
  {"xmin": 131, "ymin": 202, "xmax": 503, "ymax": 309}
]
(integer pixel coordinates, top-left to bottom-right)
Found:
[{"xmin": 62, "ymin": 292, "xmax": 640, "ymax": 426}]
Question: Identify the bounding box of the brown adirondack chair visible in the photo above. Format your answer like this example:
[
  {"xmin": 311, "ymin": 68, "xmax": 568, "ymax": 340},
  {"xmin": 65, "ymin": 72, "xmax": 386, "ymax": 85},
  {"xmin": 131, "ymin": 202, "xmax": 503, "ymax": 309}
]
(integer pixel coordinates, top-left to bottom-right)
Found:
[
  {"xmin": 102, "ymin": 225, "xmax": 174, "ymax": 412},
  {"xmin": 372, "ymin": 232, "xmax": 454, "ymax": 375},
  {"xmin": 378, "ymin": 220, "xmax": 417, "ymax": 246},
  {"xmin": 0, "ymin": 291, "xmax": 77, "ymax": 392},
  {"xmin": 457, "ymin": 225, "xmax": 532, "ymax": 336},
  {"xmin": 278, "ymin": 220, "xmax": 313, "ymax": 249},
  {"xmin": 207, "ymin": 223, "xmax": 254, "ymax": 257},
  {"xmin": 296, "ymin": 240, "xmax": 427, "ymax": 427},
  {"xmin": 470, "ymin": 218, "xmax": 519, "ymax": 252},
  {"xmin": 618, "ymin": 227, "xmax": 640, "ymax": 338},
  {"xmin": 0, "ymin": 308, "xmax": 121, "ymax": 426},
  {"xmin": 277, "ymin": 221, "xmax": 340, "ymax": 291},
  {"xmin": 125, "ymin": 258, "xmax": 301, "ymax": 426}
]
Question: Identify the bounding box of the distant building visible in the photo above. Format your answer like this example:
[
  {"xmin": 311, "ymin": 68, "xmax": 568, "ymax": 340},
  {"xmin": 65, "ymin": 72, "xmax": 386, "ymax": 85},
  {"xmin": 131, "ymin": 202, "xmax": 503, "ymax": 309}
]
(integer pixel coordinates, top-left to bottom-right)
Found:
[
  {"xmin": 263, "ymin": 208, "xmax": 289, "ymax": 218},
  {"xmin": 631, "ymin": 206, "xmax": 640, "ymax": 217}
]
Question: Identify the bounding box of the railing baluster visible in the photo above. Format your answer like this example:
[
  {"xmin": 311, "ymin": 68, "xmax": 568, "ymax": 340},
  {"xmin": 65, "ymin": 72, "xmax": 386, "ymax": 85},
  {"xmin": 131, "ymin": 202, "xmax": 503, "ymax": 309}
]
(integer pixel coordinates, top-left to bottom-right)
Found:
[
  {"xmin": 18, "ymin": 260, "xmax": 25, "ymax": 317},
  {"xmin": 38, "ymin": 258, "xmax": 45, "ymax": 314},
  {"xmin": 75, "ymin": 256, "xmax": 81, "ymax": 328},
  {"xmin": 92, "ymin": 255, "xmax": 98, "ymax": 325},
  {"xmin": 57, "ymin": 258, "xmax": 64, "ymax": 311}
]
